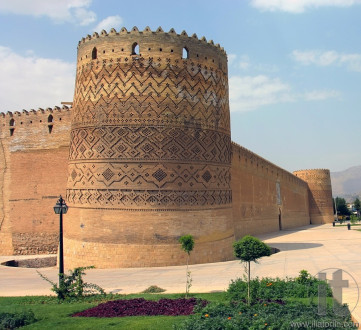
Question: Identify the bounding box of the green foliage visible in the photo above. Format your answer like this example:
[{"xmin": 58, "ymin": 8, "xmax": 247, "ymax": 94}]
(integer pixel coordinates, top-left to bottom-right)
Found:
[
  {"xmin": 179, "ymin": 235, "xmax": 195, "ymax": 298},
  {"xmin": 177, "ymin": 272, "xmax": 352, "ymax": 330},
  {"xmin": 226, "ymin": 272, "xmax": 332, "ymax": 302},
  {"xmin": 0, "ymin": 293, "xmax": 225, "ymax": 330},
  {"xmin": 233, "ymin": 236, "xmax": 271, "ymax": 304},
  {"xmin": 233, "ymin": 236, "xmax": 271, "ymax": 263},
  {"xmin": 37, "ymin": 266, "xmax": 105, "ymax": 301},
  {"xmin": 335, "ymin": 197, "xmax": 351, "ymax": 216},
  {"xmin": 141, "ymin": 285, "xmax": 166, "ymax": 294},
  {"xmin": 295, "ymin": 269, "xmax": 313, "ymax": 285},
  {"xmin": 0, "ymin": 310, "xmax": 36, "ymax": 329},
  {"xmin": 177, "ymin": 300, "xmax": 355, "ymax": 330},
  {"xmin": 354, "ymin": 198, "xmax": 361, "ymax": 212},
  {"xmin": 179, "ymin": 235, "xmax": 195, "ymax": 255}
]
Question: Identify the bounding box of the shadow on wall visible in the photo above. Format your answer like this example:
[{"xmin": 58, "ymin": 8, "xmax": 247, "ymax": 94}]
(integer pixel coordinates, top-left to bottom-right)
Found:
[{"xmin": 268, "ymin": 243, "xmax": 323, "ymax": 252}]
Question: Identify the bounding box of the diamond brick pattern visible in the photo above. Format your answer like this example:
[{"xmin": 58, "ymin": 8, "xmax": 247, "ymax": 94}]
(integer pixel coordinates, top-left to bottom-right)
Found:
[{"xmin": 67, "ymin": 53, "xmax": 231, "ymax": 210}]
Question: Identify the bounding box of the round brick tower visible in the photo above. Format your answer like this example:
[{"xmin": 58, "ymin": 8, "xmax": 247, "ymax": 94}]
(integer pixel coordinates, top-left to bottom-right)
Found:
[
  {"xmin": 65, "ymin": 26, "xmax": 234, "ymax": 268},
  {"xmin": 293, "ymin": 169, "xmax": 334, "ymax": 224}
]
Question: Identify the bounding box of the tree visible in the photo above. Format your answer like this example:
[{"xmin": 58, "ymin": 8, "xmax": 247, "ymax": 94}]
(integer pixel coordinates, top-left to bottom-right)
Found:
[
  {"xmin": 335, "ymin": 197, "xmax": 350, "ymax": 216},
  {"xmin": 354, "ymin": 198, "xmax": 361, "ymax": 218},
  {"xmin": 179, "ymin": 235, "xmax": 195, "ymax": 297},
  {"xmin": 233, "ymin": 235, "xmax": 271, "ymax": 304}
]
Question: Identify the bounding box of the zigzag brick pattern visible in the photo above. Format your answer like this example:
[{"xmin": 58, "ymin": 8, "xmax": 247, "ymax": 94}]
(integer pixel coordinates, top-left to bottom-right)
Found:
[{"xmin": 67, "ymin": 28, "xmax": 231, "ymax": 210}]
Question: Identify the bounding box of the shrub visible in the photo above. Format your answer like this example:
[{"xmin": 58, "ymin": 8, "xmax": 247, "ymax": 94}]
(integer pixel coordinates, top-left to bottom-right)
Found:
[
  {"xmin": 141, "ymin": 285, "xmax": 166, "ymax": 293},
  {"xmin": 38, "ymin": 266, "xmax": 105, "ymax": 301},
  {"xmin": 227, "ymin": 274, "xmax": 332, "ymax": 302},
  {"xmin": 177, "ymin": 299, "xmax": 355, "ymax": 330},
  {"xmin": 0, "ymin": 310, "xmax": 36, "ymax": 329},
  {"xmin": 233, "ymin": 236, "xmax": 271, "ymax": 304}
]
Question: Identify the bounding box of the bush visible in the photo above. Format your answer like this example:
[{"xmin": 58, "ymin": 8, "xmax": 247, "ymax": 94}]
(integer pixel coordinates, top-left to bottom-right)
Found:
[
  {"xmin": 0, "ymin": 310, "xmax": 36, "ymax": 329},
  {"xmin": 227, "ymin": 271, "xmax": 332, "ymax": 302},
  {"xmin": 177, "ymin": 271, "xmax": 349, "ymax": 329},
  {"xmin": 141, "ymin": 285, "xmax": 166, "ymax": 293},
  {"xmin": 177, "ymin": 298, "xmax": 354, "ymax": 329},
  {"xmin": 38, "ymin": 266, "xmax": 105, "ymax": 301}
]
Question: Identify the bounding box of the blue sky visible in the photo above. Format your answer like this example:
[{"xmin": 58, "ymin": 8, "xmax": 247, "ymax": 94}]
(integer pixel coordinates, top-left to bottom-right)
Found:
[{"xmin": 0, "ymin": 0, "xmax": 360, "ymax": 173}]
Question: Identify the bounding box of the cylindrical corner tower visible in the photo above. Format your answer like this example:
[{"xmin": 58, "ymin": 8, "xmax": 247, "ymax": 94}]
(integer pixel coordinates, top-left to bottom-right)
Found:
[
  {"xmin": 65, "ymin": 26, "xmax": 234, "ymax": 268},
  {"xmin": 293, "ymin": 169, "xmax": 334, "ymax": 224}
]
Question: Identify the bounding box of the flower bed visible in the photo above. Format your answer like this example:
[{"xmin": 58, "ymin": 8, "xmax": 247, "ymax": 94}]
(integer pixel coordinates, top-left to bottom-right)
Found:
[{"xmin": 72, "ymin": 298, "xmax": 208, "ymax": 318}]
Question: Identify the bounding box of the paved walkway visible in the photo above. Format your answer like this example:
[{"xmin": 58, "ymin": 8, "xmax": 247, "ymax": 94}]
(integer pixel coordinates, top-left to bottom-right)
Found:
[{"xmin": 1, "ymin": 224, "xmax": 361, "ymax": 324}]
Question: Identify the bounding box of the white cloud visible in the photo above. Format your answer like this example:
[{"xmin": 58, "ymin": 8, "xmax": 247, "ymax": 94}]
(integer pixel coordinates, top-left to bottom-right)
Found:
[
  {"xmin": 94, "ymin": 15, "xmax": 123, "ymax": 33},
  {"xmin": 0, "ymin": 46, "xmax": 75, "ymax": 112},
  {"xmin": 250, "ymin": 0, "xmax": 361, "ymax": 13},
  {"xmin": 229, "ymin": 74, "xmax": 340, "ymax": 112},
  {"xmin": 304, "ymin": 90, "xmax": 340, "ymax": 101},
  {"xmin": 292, "ymin": 50, "xmax": 361, "ymax": 71},
  {"xmin": 0, "ymin": 0, "xmax": 96, "ymax": 25},
  {"xmin": 229, "ymin": 75, "xmax": 292, "ymax": 112}
]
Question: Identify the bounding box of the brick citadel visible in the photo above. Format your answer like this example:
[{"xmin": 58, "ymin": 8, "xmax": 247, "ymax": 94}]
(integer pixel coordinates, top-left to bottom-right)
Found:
[{"xmin": 0, "ymin": 27, "xmax": 334, "ymax": 268}]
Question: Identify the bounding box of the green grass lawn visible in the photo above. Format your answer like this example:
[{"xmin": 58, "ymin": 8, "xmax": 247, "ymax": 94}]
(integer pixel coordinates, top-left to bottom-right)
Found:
[
  {"xmin": 0, "ymin": 293, "xmax": 225, "ymax": 330},
  {"xmin": 0, "ymin": 272, "xmax": 356, "ymax": 329}
]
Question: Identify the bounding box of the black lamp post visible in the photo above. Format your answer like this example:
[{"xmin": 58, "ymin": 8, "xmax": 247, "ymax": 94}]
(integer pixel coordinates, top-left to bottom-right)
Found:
[{"xmin": 53, "ymin": 195, "xmax": 68, "ymax": 285}]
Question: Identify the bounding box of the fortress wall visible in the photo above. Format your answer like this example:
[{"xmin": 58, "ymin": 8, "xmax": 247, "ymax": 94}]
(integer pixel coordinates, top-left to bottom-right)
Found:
[
  {"xmin": 231, "ymin": 143, "xmax": 310, "ymax": 239},
  {"xmin": 0, "ymin": 135, "xmax": 13, "ymax": 254},
  {"xmin": 0, "ymin": 108, "xmax": 71, "ymax": 255},
  {"xmin": 64, "ymin": 207, "xmax": 234, "ymax": 268}
]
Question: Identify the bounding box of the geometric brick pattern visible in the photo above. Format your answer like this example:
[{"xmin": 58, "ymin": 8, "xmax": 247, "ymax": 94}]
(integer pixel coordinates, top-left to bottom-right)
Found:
[
  {"xmin": 66, "ymin": 188, "xmax": 232, "ymax": 209},
  {"xmin": 67, "ymin": 39, "xmax": 232, "ymax": 210},
  {"xmin": 68, "ymin": 162, "xmax": 230, "ymax": 190},
  {"xmin": 71, "ymin": 58, "xmax": 230, "ymax": 133},
  {"xmin": 69, "ymin": 125, "xmax": 231, "ymax": 163}
]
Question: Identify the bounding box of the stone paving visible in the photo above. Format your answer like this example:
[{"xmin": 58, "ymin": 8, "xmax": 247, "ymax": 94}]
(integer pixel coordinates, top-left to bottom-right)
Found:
[{"xmin": 1, "ymin": 224, "xmax": 361, "ymax": 325}]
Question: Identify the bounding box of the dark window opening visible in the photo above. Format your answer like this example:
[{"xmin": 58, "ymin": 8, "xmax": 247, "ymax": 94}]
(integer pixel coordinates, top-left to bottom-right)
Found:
[
  {"xmin": 182, "ymin": 47, "xmax": 189, "ymax": 59},
  {"xmin": 10, "ymin": 128, "xmax": 14, "ymax": 136},
  {"xmin": 48, "ymin": 125, "xmax": 53, "ymax": 134},
  {"xmin": 48, "ymin": 115, "xmax": 53, "ymax": 123},
  {"xmin": 92, "ymin": 47, "xmax": 97, "ymax": 60},
  {"xmin": 9, "ymin": 119, "xmax": 15, "ymax": 127},
  {"xmin": 131, "ymin": 43, "xmax": 139, "ymax": 55}
]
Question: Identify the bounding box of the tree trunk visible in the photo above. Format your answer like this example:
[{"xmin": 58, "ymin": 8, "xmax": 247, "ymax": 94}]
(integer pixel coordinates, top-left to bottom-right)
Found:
[
  {"xmin": 186, "ymin": 253, "xmax": 189, "ymax": 297},
  {"xmin": 248, "ymin": 261, "xmax": 251, "ymax": 305}
]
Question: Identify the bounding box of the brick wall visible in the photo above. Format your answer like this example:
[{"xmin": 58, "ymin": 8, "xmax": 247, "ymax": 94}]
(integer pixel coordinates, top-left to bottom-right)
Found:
[{"xmin": 231, "ymin": 143, "xmax": 310, "ymax": 238}]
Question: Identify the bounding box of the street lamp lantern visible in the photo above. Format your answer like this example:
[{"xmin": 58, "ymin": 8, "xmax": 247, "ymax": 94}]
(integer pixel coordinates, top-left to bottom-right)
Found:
[
  {"xmin": 54, "ymin": 196, "xmax": 68, "ymax": 214},
  {"xmin": 53, "ymin": 195, "xmax": 68, "ymax": 285}
]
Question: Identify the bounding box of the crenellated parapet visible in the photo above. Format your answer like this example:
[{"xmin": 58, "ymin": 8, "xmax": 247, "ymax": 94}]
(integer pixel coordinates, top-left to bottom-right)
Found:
[
  {"xmin": 0, "ymin": 105, "xmax": 71, "ymax": 125},
  {"xmin": 72, "ymin": 26, "xmax": 230, "ymax": 133},
  {"xmin": 293, "ymin": 169, "xmax": 334, "ymax": 223},
  {"xmin": 232, "ymin": 142, "xmax": 308, "ymax": 186},
  {"xmin": 0, "ymin": 106, "xmax": 72, "ymax": 147},
  {"xmin": 78, "ymin": 26, "xmax": 226, "ymax": 59}
]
